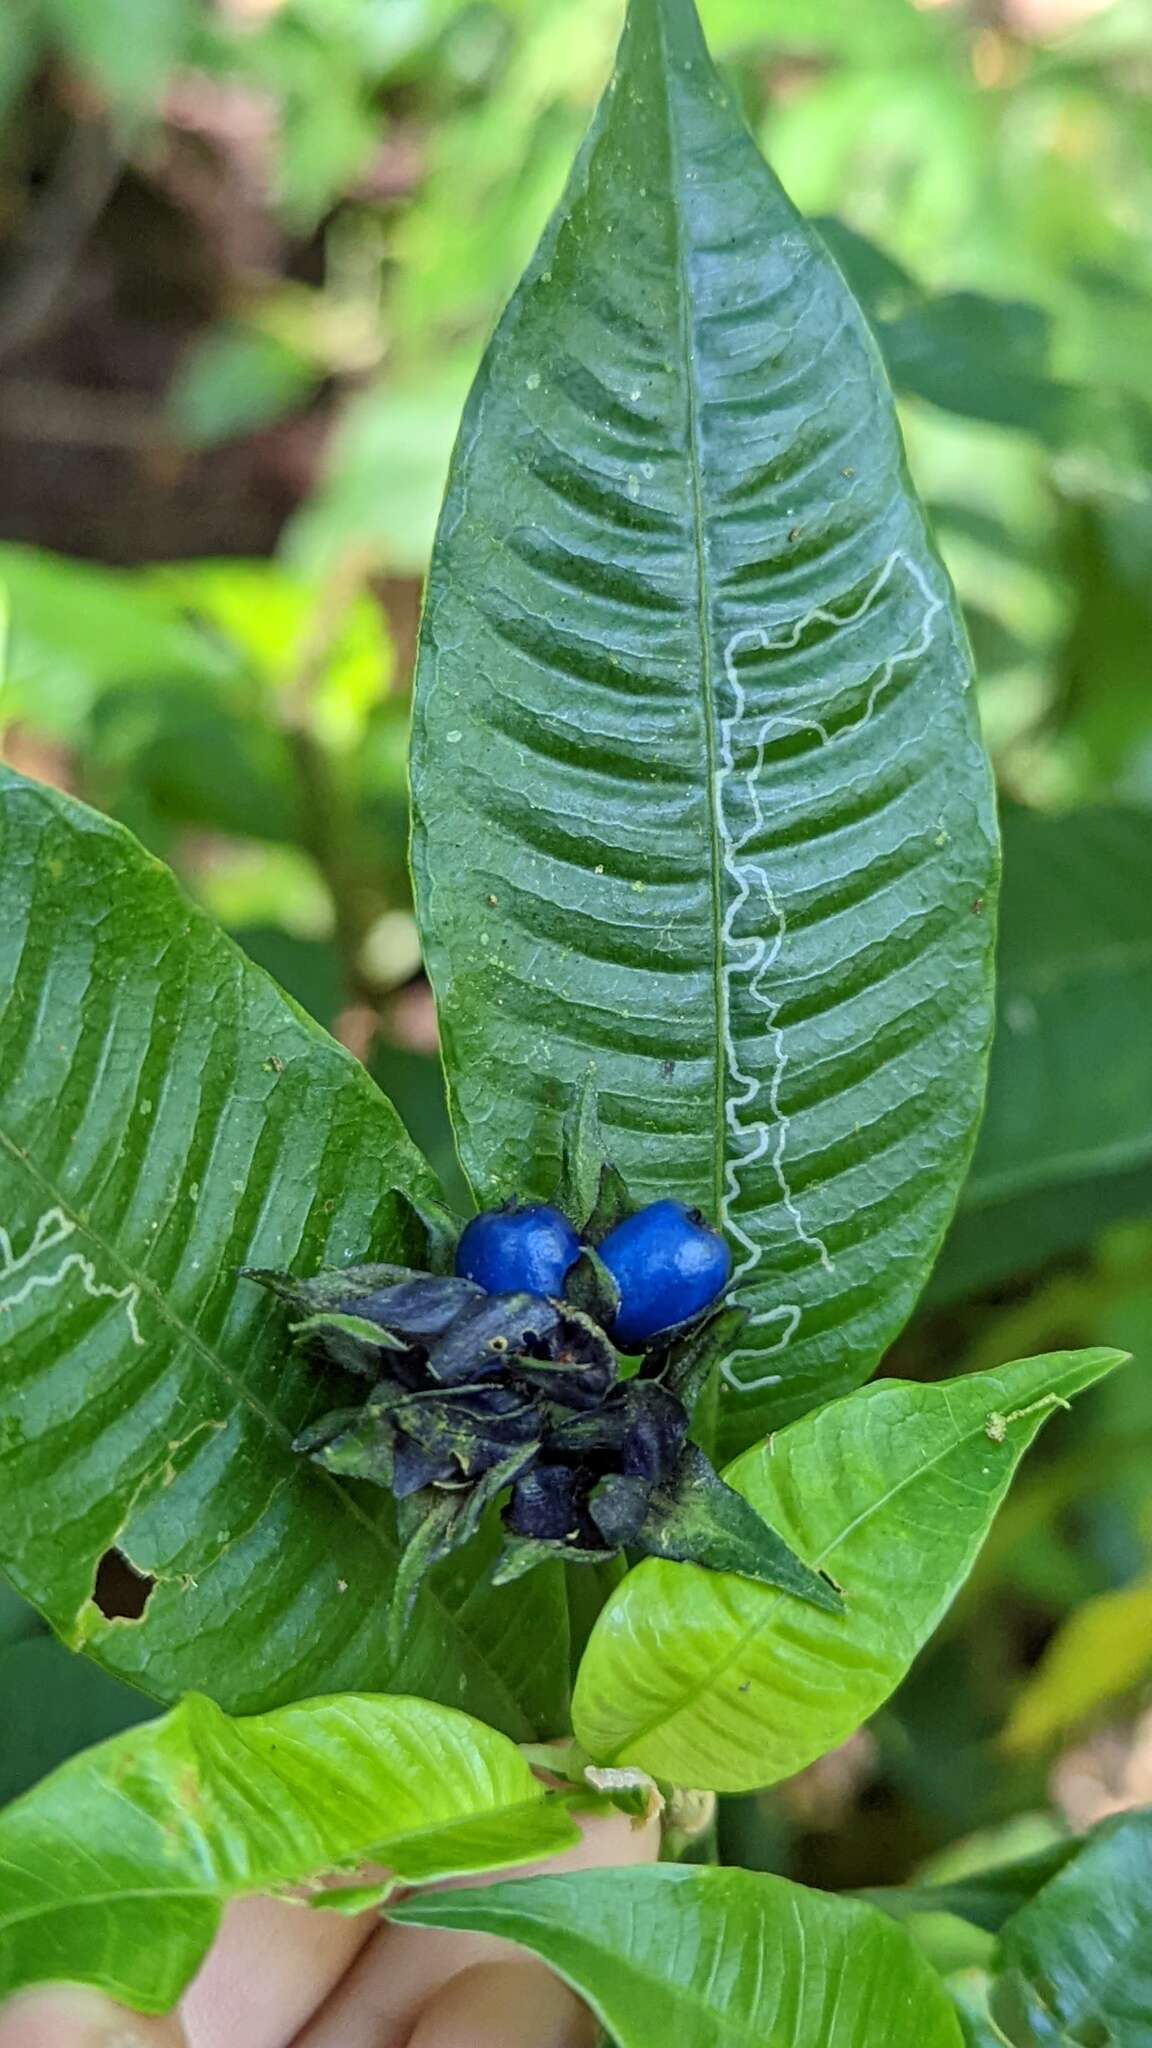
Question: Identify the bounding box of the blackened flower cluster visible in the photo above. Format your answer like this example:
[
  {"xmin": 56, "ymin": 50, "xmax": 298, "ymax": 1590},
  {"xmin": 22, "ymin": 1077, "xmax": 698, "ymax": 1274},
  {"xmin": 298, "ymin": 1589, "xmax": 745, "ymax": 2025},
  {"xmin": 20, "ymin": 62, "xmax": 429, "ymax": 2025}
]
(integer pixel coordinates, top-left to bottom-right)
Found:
[{"xmin": 247, "ymin": 1103, "xmax": 840, "ymax": 1644}]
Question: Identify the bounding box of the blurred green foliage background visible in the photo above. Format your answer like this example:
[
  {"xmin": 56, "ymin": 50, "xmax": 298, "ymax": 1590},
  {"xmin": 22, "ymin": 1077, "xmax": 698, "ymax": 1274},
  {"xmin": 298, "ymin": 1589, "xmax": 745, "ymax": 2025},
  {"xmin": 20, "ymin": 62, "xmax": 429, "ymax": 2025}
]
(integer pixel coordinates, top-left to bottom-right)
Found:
[{"xmin": 2, "ymin": 0, "xmax": 1152, "ymax": 1954}]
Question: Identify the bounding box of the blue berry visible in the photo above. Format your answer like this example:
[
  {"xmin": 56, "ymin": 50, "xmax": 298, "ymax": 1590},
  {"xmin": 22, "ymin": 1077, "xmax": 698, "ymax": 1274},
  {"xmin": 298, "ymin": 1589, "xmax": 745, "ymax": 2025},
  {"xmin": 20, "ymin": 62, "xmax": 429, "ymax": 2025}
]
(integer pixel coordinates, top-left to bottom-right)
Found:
[
  {"xmin": 597, "ymin": 1200, "xmax": 732, "ymax": 1347},
  {"xmin": 455, "ymin": 1203, "xmax": 580, "ymax": 1299}
]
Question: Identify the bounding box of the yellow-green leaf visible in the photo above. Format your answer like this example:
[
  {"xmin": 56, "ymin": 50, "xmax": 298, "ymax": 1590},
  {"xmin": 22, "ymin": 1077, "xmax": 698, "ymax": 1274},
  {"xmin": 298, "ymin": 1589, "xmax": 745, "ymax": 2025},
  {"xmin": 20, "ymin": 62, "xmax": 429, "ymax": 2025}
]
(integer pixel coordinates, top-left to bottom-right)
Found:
[
  {"xmin": 572, "ymin": 1349, "xmax": 1125, "ymax": 1790},
  {"xmin": 0, "ymin": 1691, "xmax": 576, "ymax": 2013}
]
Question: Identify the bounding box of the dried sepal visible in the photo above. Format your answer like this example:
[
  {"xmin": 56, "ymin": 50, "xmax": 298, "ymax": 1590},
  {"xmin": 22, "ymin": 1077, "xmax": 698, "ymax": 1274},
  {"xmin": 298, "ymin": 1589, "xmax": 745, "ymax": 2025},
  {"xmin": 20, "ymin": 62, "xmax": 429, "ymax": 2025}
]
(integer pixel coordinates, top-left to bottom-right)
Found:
[
  {"xmin": 635, "ymin": 1445, "xmax": 843, "ymax": 1613},
  {"xmin": 261, "ymin": 1198, "xmax": 844, "ymax": 1632},
  {"xmin": 492, "ymin": 1534, "xmax": 607, "ymax": 1586},
  {"xmin": 562, "ymin": 1245, "xmax": 621, "ymax": 1329},
  {"xmin": 291, "ymin": 1310, "xmax": 408, "ymax": 1378},
  {"xmin": 645, "ymin": 1303, "xmax": 750, "ymax": 1418}
]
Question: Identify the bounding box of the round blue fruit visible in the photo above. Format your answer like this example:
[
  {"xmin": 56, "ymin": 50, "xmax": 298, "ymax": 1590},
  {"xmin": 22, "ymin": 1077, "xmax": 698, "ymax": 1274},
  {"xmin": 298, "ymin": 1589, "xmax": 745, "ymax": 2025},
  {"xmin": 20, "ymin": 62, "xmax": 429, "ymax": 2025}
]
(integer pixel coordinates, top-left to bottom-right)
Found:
[
  {"xmin": 454, "ymin": 1203, "xmax": 580, "ymax": 1299},
  {"xmin": 597, "ymin": 1199, "xmax": 732, "ymax": 1347}
]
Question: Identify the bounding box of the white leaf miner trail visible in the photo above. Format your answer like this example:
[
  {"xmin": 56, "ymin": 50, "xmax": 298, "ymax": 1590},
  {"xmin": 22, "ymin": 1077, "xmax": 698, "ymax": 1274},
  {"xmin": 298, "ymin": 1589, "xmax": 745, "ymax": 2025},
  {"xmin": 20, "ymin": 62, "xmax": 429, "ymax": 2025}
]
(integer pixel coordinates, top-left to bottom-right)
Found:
[
  {"xmin": 717, "ymin": 549, "xmax": 946, "ymax": 1392},
  {"xmin": 0, "ymin": 1206, "xmax": 145, "ymax": 1348}
]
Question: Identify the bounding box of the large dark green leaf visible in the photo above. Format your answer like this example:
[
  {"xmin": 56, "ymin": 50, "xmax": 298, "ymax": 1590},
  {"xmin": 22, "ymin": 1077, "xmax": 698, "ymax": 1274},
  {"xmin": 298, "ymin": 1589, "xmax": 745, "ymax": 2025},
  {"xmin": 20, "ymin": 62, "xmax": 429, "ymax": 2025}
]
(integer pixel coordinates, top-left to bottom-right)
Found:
[
  {"xmin": 410, "ymin": 0, "xmax": 998, "ymax": 1447},
  {"xmin": 571, "ymin": 1349, "xmax": 1122, "ymax": 1790},
  {"xmin": 0, "ymin": 768, "xmax": 567, "ymax": 1738},
  {"xmin": 933, "ymin": 805, "xmax": 1152, "ymax": 1301},
  {"xmin": 996, "ymin": 1808, "xmax": 1152, "ymax": 2045},
  {"xmin": 0, "ymin": 1691, "xmax": 577, "ymax": 2013},
  {"xmin": 392, "ymin": 1866, "xmax": 964, "ymax": 2047}
]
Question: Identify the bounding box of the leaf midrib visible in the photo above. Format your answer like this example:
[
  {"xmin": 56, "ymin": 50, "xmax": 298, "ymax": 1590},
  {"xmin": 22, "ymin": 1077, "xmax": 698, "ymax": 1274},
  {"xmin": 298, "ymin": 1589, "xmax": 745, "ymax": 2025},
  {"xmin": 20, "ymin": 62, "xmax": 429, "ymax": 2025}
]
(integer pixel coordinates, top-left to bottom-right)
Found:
[
  {"xmin": 0, "ymin": 1883, "xmax": 215, "ymax": 1935},
  {"xmin": 654, "ymin": 1, "xmax": 727, "ymax": 1231},
  {"xmin": 603, "ymin": 1376, "xmax": 1085, "ymax": 1761},
  {"xmin": 401, "ymin": 1903, "xmax": 773, "ymax": 2048},
  {"xmin": 0, "ymin": 1126, "xmax": 532, "ymax": 1732},
  {"xmin": 0, "ymin": 1797, "xmax": 555, "ymax": 1934}
]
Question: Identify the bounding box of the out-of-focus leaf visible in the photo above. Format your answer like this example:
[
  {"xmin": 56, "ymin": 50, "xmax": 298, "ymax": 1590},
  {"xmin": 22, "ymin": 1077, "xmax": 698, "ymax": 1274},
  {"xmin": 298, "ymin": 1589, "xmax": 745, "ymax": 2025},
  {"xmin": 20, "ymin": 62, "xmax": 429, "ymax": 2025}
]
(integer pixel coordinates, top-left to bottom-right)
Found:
[
  {"xmin": 283, "ymin": 372, "xmax": 473, "ymax": 578},
  {"xmin": 169, "ymin": 327, "xmax": 321, "ymax": 448},
  {"xmin": 0, "ymin": 0, "xmax": 41, "ymax": 120},
  {"xmin": 0, "ymin": 546, "xmax": 231, "ymax": 732},
  {"xmin": 996, "ymin": 1809, "xmax": 1152, "ymax": 2046},
  {"xmin": 571, "ymin": 1349, "xmax": 1122, "ymax": 1790},
  {"xmin": 233, "ymin": 928, "xmax": 344, "ymax": 1029},
  {"xmin": 88, "ymin": 686, "xmax": 300, "ymax": 847},
  {"xmin": 155, "ymin": 560, "xmax": 392, "ymax": 752},
  {"xmin": 40, "ymin": 0, "xmax": 195, "ymax": 113},
  {"xmin": 0, "ymin": 1580, "xmax": 40, "ymax": 1651},
  {"xmin": 0, "ymin": 1691, "xmax": 577, "ymax": 2012},
  {"xmin": 0, "ymin": 1637, "xmax": 152, "ymax": 1805},
  {"xmin": 393, "ymin": 1865, "xmax": 965, "ymax": 2047},
  {"xmin": 882, "ymin": 296, "xmax": 1073, "ymax": 443},
  {"xmin": 933, "ymin": 805, "xmax": 1152, "ymax": 1301},
  {"xmin": 813, "ymin": 215, "xmax": 916, "ymax": 320},
  {"xmin": 859, "ymin": 1840, "xmax": 1079, "ymax": 1937},
  {"xmin": 187, "ymin": 840, "xmax": 333, "ymax": 941},
  {"xmin": 1057, "ymin": 502, "xmax": 1152, "ymax": 799},
  {"xmin": 1001, "ymin": 1576, "xmax": 1152, "ymax": 1756},
  {"xmin": 963, "ymin": 606, "xmax": 1029, "ymax": 678},
  {"xmin": 371, "ymin": 1043, "xmax": 471, "ymax": 1216}
]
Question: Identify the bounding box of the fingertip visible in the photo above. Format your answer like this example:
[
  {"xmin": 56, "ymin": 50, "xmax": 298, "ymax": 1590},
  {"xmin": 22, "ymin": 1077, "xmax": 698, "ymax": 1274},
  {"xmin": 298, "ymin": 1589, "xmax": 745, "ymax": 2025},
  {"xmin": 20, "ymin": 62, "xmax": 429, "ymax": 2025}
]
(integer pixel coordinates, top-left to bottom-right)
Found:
[
  {"xmin": 407, "ymin": 1960, "xmax": 596, "ymax": 2048},
  {"xmin": 0, "ymin": 1986, "xmax": 185, "ymax": 2047},
  {"xmin": 557, "ymin": 1800, "xmax": 663, "ymax": 1873},
  {"xmin": 181, "ymin": 1893, "xmax": 377, "ymax": 2048}
]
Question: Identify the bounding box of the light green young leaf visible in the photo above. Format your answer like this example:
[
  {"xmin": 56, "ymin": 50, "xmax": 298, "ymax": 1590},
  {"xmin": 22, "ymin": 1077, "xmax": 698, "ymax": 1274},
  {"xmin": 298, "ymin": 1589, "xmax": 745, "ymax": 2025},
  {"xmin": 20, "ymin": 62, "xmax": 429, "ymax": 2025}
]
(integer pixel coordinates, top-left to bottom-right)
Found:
[
  {"xmin": 391, "ymin": 1865, "xmax": 964, "ymax": 2048},
  {"xmin": 0, "ymin": 1691, "xmax": 576, "ymax": 2013},
  {"xmin": 571, "ymin": 1349, "xmax": 1124, "ymax": 1790},
  {"xmin": 410, "ymin": 0, "xmax": 998, "ymax": 1447},
  {"xmin": 0, "ymin": 768, "xmax": 568, "ymax": 1738},
  {"xmin": 996, "ymin": 1809, "xmax": 1152, "ymax": 2046}
]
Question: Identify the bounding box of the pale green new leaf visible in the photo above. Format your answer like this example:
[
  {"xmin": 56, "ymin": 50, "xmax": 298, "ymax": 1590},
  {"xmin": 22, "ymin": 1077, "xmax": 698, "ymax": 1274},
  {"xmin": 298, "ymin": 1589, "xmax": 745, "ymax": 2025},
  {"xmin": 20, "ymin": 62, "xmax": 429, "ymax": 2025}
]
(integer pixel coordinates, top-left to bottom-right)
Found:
[
  {"xmin": 0, "ymin": 768, "xmax": 567, "ymax": 1738},
  {"xmin": 571, "ymin": 1349, "xmax": 1123, "ymax": 1789},
  {"xmin": 410, "ymin": 0, "xmax": 998, "ymax": 1447},
  {"xmin": 391, "ymin": 1865, "xmax": 964, "ymax": 2048},
  {"xmin": 0, "ymin": 1692, "xmax": 577, "ymax": 2013}
]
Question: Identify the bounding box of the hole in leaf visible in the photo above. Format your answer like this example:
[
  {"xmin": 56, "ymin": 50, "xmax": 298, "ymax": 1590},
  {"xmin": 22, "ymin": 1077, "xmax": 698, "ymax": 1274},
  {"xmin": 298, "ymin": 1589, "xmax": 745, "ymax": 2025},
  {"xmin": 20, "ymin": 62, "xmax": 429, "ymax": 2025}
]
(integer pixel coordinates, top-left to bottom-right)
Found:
[{"xmin": 92, "ymin": 1547, "xmax": 155, "ymax": 1622}]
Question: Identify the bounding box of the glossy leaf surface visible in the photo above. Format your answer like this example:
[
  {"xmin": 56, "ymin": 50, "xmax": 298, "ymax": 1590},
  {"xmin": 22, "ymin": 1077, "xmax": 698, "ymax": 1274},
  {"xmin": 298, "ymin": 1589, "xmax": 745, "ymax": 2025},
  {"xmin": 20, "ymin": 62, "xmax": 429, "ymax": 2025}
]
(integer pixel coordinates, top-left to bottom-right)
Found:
[
  {"xmin": 392, "ymin": 1865, "xmax": 964, "ymax": 2048},
  {"xmin": 997, "ymin": 1809, "xmax": 1152, "ymax": 2046},
  {"xmin": 0, "ymin": 1691, "xmax": 575, "ymax": 2012},
  {"xmin": 410, "ymin": 0, "xmax": 998, "ymax": 1444},
  {"xmin": 571, "ymin": 1349, "xmax": 1122, "ymax": 1789},
  {"xmin": 0, "ymin": 768, "xmax": 567, "ymax": 1737}
]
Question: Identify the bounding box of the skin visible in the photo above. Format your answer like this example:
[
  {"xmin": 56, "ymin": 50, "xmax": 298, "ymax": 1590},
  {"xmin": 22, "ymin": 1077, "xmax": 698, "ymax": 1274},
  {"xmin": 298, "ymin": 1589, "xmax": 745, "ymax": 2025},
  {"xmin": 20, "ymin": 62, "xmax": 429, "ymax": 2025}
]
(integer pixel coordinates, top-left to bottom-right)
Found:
[{"xmin": 0, "ymin": 1807, "xmax": 660, "ymax": 2048}]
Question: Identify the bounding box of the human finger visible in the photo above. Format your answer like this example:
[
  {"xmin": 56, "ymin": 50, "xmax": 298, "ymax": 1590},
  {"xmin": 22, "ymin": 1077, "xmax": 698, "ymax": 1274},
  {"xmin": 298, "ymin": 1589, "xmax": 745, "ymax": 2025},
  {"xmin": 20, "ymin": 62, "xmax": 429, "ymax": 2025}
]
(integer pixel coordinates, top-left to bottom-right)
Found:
[
  {"xmin": 408, "ymin": 1959, "xmax": 596, "ymax": 2048},
  {"xmin": 181, "ymin": 1891, "xmax": 380, "ymax": 2048},
  {"xmin": 0, "ymin": 1987, "xmax": 186, "ymax": 2048},
  {"xmin": 294, "ymin": 1801, "xmax": 660, "ymax": 2048}
]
